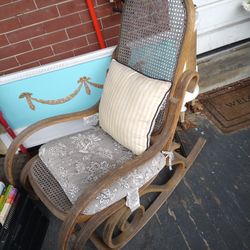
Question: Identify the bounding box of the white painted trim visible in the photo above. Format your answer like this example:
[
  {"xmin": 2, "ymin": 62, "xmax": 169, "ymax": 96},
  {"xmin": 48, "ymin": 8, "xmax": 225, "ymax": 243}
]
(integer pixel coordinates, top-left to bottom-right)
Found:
[
  {"xmin": 196, "ymin": 0, "xmax": 250, "ymax": 35},
  {"xmin": 0, "ymin": 46, "xmax": 116, "ymax": 86},
  {"xmin": 194, "ymin": 0, "xmax": 221, "ymax": 7},
  {"xmin": 0, "ymin": 119, "xmax": 94, "ymax": 148},
  {"xmin": 198, "ymin": 18, "xmax": 250, "ymax": 36},
  {"xmin": 197, "ymin": 19, "xmax": 250, "ymax": 54},
  {"xmin": 195, "ymin": 0, "xmax": 250, "ymax": 54}
]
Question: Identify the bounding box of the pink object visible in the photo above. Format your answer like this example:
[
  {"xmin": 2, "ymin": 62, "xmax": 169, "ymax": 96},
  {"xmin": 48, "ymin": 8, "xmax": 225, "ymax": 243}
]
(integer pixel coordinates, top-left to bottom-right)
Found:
[
  {"xmin": 0, "ymin": 112, "xmax": 28, "ymax": 154},
  {"xmin": 6, "ymin": 188, "xmax": 17, "ymax": 204},
  {"xmin": 0, "ymin": 188, "xmax": 18, "ymax": 225}
]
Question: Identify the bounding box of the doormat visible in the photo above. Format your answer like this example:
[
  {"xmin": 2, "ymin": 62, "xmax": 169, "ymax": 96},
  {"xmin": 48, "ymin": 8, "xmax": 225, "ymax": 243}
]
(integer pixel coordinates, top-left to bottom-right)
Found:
[{"xmin": 199, "ymin": 78, "xmax": 250, "ymax": 133}]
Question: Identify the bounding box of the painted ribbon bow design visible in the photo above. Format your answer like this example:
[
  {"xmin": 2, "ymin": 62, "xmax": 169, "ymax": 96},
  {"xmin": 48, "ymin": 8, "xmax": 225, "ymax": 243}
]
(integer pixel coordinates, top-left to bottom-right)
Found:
[{"xmin": 19, "ymin": 76, "xmax": 103, "ymax": 111}]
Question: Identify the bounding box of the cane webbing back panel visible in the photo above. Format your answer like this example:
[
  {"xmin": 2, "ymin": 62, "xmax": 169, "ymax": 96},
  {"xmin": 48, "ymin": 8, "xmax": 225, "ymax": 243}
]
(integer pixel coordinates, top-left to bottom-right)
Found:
[
  {"xmin": 31, "ymin": 157, "xmax": 72, "ymax": 213},
  {"xmin": 116, "ymin": 0, "xmax": 187, "ymax": 83}
]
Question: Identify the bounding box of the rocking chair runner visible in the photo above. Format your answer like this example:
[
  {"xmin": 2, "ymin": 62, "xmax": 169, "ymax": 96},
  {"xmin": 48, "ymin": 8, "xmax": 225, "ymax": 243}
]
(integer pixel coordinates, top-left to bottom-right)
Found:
[{"xmin": 4, "ymin": 0, "xmax": 205, "ymax": 249}]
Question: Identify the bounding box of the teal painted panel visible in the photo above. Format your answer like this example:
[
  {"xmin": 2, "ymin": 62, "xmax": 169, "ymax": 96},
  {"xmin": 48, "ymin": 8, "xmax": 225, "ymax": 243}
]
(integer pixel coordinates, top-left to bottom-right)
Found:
[{"xmin": 0, "ymin": 56, "xmax": 111, "ymax": 129}]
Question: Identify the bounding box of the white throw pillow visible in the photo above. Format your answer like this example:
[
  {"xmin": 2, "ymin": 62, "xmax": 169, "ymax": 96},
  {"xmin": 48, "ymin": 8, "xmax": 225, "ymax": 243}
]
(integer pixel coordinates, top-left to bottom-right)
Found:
[{"xmin": 99, "ymin": 60, "xmax": 171, "ymax": 155}]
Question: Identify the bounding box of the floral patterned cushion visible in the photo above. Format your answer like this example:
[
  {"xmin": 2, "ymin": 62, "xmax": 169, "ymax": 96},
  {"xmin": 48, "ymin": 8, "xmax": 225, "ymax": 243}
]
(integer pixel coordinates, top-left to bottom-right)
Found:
[{"xmin": 39, "ymin": 126, "xmax": 166, "ymax": 215}]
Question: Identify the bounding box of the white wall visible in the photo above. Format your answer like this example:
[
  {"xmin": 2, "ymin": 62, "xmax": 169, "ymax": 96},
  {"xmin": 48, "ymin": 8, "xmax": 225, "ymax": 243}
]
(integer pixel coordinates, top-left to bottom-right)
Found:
[{"xmin": 195, "ymin": 0, "xmax": 250, "ymax": 54}]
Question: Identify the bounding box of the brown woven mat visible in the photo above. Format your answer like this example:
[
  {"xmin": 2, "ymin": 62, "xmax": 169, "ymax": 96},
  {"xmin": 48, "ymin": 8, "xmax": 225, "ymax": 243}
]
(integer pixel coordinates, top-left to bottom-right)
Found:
[{"xmin": 199, "ymin": 78, "xmax": 250, "ymax": 133}]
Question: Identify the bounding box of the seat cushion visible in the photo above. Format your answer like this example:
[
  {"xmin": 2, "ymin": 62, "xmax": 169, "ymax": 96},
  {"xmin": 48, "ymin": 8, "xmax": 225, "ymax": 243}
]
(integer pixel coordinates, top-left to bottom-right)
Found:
[
  {"xmin": 39, "ymin": 126, "xmax": 166, "ymax": 215},
  {"xmin": 99, "ymin": 59, "xmax": 171, "ymax": 155}
]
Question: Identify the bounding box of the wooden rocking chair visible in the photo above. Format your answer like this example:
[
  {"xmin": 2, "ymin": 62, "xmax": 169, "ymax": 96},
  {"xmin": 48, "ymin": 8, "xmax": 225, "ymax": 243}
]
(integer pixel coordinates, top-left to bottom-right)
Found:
[{"xmin": 4, "ymin": 0, "xmax": 205, "ymax": 249}]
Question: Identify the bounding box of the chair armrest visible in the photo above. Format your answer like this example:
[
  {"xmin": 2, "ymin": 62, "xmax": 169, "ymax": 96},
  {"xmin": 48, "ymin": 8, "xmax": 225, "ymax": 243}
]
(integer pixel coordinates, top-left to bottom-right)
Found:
[
  {"xmin": 4, "ymin": 102, "xmax": 99, "ymax": 185},
  {"xmin": 174, "ymin": 70, "xmax": 199, "ymax": 99}
]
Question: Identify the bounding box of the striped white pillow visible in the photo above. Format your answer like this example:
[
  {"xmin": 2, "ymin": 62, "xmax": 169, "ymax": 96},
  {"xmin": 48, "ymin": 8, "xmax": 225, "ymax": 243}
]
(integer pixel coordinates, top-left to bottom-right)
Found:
[{"xmin": 99, "ymin": 60, "xmax": 171, "ymax": 155}]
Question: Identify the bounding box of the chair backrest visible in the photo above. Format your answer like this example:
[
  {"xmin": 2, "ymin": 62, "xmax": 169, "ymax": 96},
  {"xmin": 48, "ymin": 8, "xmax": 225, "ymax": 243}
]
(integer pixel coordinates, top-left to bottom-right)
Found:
[
  {"xmin": 116, "ymin": 0, "xmax": 187, "ymax": 82},
  {"xmin": 114, "ymin": 0, "xmax": 196, "ymax": 133}
]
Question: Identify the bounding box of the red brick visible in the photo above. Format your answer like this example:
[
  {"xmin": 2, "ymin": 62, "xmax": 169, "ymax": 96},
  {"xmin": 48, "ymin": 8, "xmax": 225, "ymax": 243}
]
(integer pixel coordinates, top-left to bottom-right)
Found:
[
  {"xmin": 0, "ymin": 41, "xmax": 32, "ymax": 58},
  {"xmin": 79, "ymin": 10, "xmax": 91, "ymax": 23},
  {"xmin": 31, "ymin": 30, "xmax": 68, "ymax": 49},
  {"xmin": 95, "ymin": 4, "xmax": 114, "ymax": 18},
  {"xmin": 0, "ymin": 0, "xmax": 124, "ymax": 74},
  {"xmin": 58, "ymin": 0, "xmax": 87, "ymax": 16},
  {"xmin": 39, "ymin": 51, "xmax": 74, "ymax": 65},
  {"xmin": 0, "ymin": 17, "xmax": 21, "ymax": 33},
  {"xmin": 44, "ymin": 14, "xmax": 81, "ymax": 33},
  {"xmin": 1, "ymin": 61, "xmax": 40, "ymax": 75},
  {"xmin": 67, "ymin": 22, "xmax": 95, "ymax": 39},
  {"xmin": 96, "ymin": 0, "xmax": 114, "ymax": 8},
  {"xmin": 7, "ymin": 24, "xmax": 45, "ymax": 43},
  {"xmin": 73, "ymin": 43, "xmax": 100, "ymax": 56},
  {"xmin": 87, "ymin": 33, "xmax": 98, "ymax": 44},
  {"xmin": 102, "ymin": 25, "xmax": 120, "ymax": 40},
  {"xmin": 96, "ymin": 0, "xmax": 111, "ymax": 6},
  {"xmin": 0, "ymin": 0, "xmax": 13, "ymax": 7},
  {"xmin": 17, "ymin": 47, "xmax": 53, "ymax": 64},
  {"xmin": 0, "ymin": 57, "xmax": 19, "ymax": 71},
  {"xmin": 0, "ymin": 0, "xmax": 36, "ymax": 20},
  {"xmin": 106, "ymin": 36, "xmax": 119, "ymax": 47},
  {"xmin": 53, "ymin": 36, "xmax": 87, "ymax": 54},
  {"xmin": 35, "ymin": 0, "xmax": 69, "ymax": 8},
  {"xmin": 101, "ymin": 14, "xmax": 121, "ymax": 28},
  {"xmin": 0, "ymin": 35, "xmax": 8, "ymax": 47},
  {"xmin": 17, "ymin": 61, "xmax": 40, "ymax": 71},
  {"xmin": 18, "ymin": 7, "xmax": 59, "ymax": 27}
]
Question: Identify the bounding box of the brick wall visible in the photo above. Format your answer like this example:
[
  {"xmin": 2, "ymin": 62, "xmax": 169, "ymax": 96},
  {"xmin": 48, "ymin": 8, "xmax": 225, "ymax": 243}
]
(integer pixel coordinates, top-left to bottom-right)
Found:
[{"xmin": 0, "ymin": 0, "xmax": 122, "ymax": 76}]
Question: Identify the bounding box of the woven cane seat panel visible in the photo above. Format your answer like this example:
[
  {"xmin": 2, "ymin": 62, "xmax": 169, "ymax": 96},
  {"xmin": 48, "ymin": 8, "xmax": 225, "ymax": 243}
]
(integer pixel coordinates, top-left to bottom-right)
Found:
[
  {"xmin": 31, "ymin": 157, "xmax": 72, "ymax": 213},
  {"xmin": 37, "ymin": 126, "xmax": 166, "ymax": 215}
]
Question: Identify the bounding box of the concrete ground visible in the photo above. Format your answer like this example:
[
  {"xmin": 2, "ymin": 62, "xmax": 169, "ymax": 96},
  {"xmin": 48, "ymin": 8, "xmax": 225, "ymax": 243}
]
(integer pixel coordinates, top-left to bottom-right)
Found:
[{"xmin": 198, "ymin": 40, "xmax": 250, "ymax": 93}]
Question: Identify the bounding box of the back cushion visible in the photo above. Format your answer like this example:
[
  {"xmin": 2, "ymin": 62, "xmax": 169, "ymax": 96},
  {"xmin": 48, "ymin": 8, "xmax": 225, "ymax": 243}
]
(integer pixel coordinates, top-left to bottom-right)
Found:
[{"xmin": 99, "ymin": 60, "xmax": 171, "ymax": 155}]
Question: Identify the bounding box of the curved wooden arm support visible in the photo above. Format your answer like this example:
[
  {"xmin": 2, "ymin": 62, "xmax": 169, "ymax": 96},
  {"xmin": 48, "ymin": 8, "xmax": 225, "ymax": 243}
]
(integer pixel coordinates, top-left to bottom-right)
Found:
[
  {"xmin": 58, "ymin": 70, "xmax": 199, "ymax": 250},
  {"xmin": 174, "ymin": 70, "xmax": 199, "ymax": 100},
  {"xmin": 164, "ymin": 70, "xmax": 199, "ymax": 150},
  {"xmin": 4, "ymin": 103, "xmax": 99, "ymax": 185}
]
